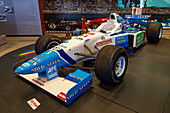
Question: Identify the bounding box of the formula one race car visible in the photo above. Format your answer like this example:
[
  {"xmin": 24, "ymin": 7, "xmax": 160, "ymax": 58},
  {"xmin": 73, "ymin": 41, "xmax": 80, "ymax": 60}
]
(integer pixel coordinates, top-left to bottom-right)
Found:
[{"xmin": 13, "ymin": 13, "xmax": 162, "ymax": 105}]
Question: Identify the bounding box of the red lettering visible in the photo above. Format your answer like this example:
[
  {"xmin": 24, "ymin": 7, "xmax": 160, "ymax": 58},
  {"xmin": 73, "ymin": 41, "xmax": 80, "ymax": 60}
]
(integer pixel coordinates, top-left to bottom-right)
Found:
[
  {"xmin": 87, "ymin": 32, "xmax": 95, "ymax": 35},
  {"xmin": 57, "ymin": 92, "xmax": 66, "ymax": 101},
  {"xmin": 32, "ymin": 79, "xmax": 44, "ymax": 86},
  {"xmin": 96, "ymin": 39, "xmax": 112, "ymax": 46},
  {"xmin": 83, "ymin": 35, "xmax": 88, "ymax": 37},
  {"xmin": 30, "ymin": 100, "xmax": 38, "ymax": 107}
]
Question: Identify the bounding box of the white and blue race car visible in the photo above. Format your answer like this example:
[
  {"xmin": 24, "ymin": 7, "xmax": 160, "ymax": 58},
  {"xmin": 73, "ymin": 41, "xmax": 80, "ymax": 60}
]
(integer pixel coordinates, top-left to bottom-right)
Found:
[{"xmin": 13, "ymin": 13, "xmax": 162, "ymax": 105}]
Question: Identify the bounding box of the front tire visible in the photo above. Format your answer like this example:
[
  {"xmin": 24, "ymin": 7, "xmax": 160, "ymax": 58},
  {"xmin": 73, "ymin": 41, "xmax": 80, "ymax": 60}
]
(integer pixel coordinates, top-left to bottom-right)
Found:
[
  {"xmin": 147, "ymin": 23, "xmax": 162, "ymax": 43},
  {"xmin": 95, "ymin": 45, "xmax": 128, "ymax": 85},
  {"xmin": 35, "ymin": 34, "xmax": 63, "ymax": 55}
]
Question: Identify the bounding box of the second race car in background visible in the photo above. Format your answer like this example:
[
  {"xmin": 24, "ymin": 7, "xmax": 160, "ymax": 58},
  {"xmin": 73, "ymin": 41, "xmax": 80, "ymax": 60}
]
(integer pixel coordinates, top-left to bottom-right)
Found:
[
  {"xmin": 45, "ymin": 19, "xmax": 82, "ymax": 31},
  {"xmin": 86, "ymin": 17, "xmax": 109, "ymax": 29}
]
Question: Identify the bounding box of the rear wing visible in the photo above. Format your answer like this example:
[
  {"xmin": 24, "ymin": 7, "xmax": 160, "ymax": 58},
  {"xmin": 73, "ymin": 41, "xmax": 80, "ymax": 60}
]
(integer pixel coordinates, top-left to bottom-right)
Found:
[
  {"xmin": 124, "ymin": 15, "xmax": 151, "ymax": 20},
  {"xmin": 124, "ymin": 15, "xmax": 151, "ymax": 27}
]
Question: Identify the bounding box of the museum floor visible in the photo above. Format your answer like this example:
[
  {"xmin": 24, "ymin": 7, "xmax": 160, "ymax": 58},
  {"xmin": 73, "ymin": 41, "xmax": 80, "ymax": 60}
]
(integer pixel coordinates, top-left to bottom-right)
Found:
[{"xmin": 0, "ymin": 36, "xmax": 170, "ymax": 113}]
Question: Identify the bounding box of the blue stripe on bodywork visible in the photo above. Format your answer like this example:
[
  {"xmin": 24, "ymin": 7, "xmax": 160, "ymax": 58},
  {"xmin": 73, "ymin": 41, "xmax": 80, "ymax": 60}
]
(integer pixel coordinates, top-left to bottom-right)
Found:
[{"xmin": 57, "ymin": 49, "xmax": 76, "ymax": 65}]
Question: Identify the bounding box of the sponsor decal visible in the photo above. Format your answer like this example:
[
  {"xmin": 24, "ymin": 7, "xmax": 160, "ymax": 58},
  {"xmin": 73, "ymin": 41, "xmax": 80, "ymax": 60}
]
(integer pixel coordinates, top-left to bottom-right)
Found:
[
  {"xmin": 31, "ymin": 65, "xmax": 45, "ymax": 72},
  {"xmin": 46, "ymin": 64, "xmax": 59, "ymax": 81},
  {"xmin": 79, "ymin": 80, "xmax": 90, "ymax": 91},
  {"xmin": 82, "ymin": 32, "xmax": 95, "ymax": 38},
  {"xmin": 47, "ymin": 59, "xmax": 60, "ymax": 67},
  {"xmin": 87, "ymin": 32, "xmax": 95, "ymax": 35},
  {"xmin": 44, "ymin": 50, "xmax": 52, "ymax": 55},
  {"xmin": 33, "ymin": 57, "xmax": 41, "ymax": 62},
  {"xmin": 18, "ymin": 66, "xmax": 24, "ymax": 70},
  {"xmin": 32, "ymin": 78, "xmax": 45, "ymax": 86},
  {"xmin": 51, "ymin": 47, "xmax": 62, "ymax": 51},
  {"xmin": 39, "ymin": 55, "xmax": 44, "ymax": 57},
  {"xmin": 29, "ymin": 60, "xmax": 38, "ymax": 65},
  {"xmin": 125, "ymin": 15, "xmax": 150, "ymax": 19},
  {"xmin": 22, "ymin": 63, "xmax": 30, "ymax": 67},
  {"xmin": 58, "ymin": 44, "xmax": 67, "ymax": 48},
  {"xmin": 33, "ymin": 62, "xmax": 38, "ymax": 65},
  {"xmin": 67, "ymin": 80, "xmax": 90, "ymax": 100},
  {"xmin": 116, "ymin": 36, "xmax": 126, "ymax": 44},
  {"xmin": 47, "ymin": 65, "xmax": 57, "ymax": 74},
  {"xmin": 37, "ymin": 78, "xmax": 46, "ymax": 83},
  {"xmin": 69, "ymin": 74, "xmax": 83, "ymax": 81},
  {"xmin": 83, "ymin": 35, "xmax": 88, "ymax": 37},
  {"xmin": 67, "ymin": 90, "xmax": 78, "ymax": 100},
  {"xmin": 57, "ymin": 92, "xmax": 66, "ymax": 101},
  {"xmin": 64, "ymin": 41, "xmax": 69, "ymax": 43},
  {"xmin": 48, "ymin": 72, "xmax": 58, "ymax": 79},
  {"xmin": 136, "ymin": 32, "xmax": 144, "ymax": 46},
  {"xmin": 101, "ymin": 36, "xmax": 106, "ymax": 40},
  {"xmin": 96, "ymin": 39, "xmax": 112, "ymax": 46}
]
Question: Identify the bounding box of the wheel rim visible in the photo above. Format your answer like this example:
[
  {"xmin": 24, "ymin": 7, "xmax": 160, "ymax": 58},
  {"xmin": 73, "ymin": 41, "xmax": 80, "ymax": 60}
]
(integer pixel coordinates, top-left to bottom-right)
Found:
[
  {"xmin": 66, "ymin": 26, "xmax": 71, "ymax": 30},
  {"xmin": 49, "ymin": 23, "xmax": 56, "ymax": 29},
  {"xmin": 115, "ymin": 56, "xmax": 126, "ymax": 77},
  {"xmin": 46, "ymin": 41, "xmax": 59, "ymax": 50},
  {"xmin": 159, "ymin": 28, "xmax": 162, "ymax": 38},
  {"xmin": 92, "ymin": 24, "xmax": 99, "ymax": 29}
]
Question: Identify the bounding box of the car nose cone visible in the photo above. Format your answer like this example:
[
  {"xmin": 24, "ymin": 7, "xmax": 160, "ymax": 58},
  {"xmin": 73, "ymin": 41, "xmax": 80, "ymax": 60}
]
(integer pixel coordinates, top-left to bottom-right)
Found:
[{"xmin": 14, "ymin": 62, "xmax": 33, "ymax": 74}]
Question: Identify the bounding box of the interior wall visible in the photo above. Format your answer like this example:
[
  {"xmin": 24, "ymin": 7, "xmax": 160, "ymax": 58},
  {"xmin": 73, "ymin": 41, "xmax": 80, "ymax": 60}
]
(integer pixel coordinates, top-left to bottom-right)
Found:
[{"xmin": 0, "ymin": 0, "xmax": 42, "ymax": 35}]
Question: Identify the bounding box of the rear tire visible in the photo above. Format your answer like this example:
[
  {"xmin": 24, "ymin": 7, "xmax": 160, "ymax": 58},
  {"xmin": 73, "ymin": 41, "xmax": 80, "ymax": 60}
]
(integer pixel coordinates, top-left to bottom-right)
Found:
[
  {"xmin": 95, "ymin": 45, "xmax": 128, "ymax": 85},
  {"xmin": 91, "ymin": 22, "xmax": 99, "ymax": 29},
  {"xmin": 147, "ymin": 23, "xmax": 162, "ymax": 43},
  {"xmin": 35, "ymin": 34, "xmax": 63, "ymax": 55}
]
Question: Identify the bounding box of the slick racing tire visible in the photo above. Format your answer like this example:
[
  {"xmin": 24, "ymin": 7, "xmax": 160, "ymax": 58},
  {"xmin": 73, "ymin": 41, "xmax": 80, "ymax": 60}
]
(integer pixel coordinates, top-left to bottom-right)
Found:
[
  {"xmin": 94, "ymin": 45, "xmax": 128, "ymax": 85},
  {"xmin": 91, "ymin": 22, "xmax": 99, "ymax": 29},
  {"xmin": 35, "ymin": 34, "xmax": 63, "ymax": 55},
  {"xmin": 147, "ymin": 23, "xmax": 162, "ymax": 43}
]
